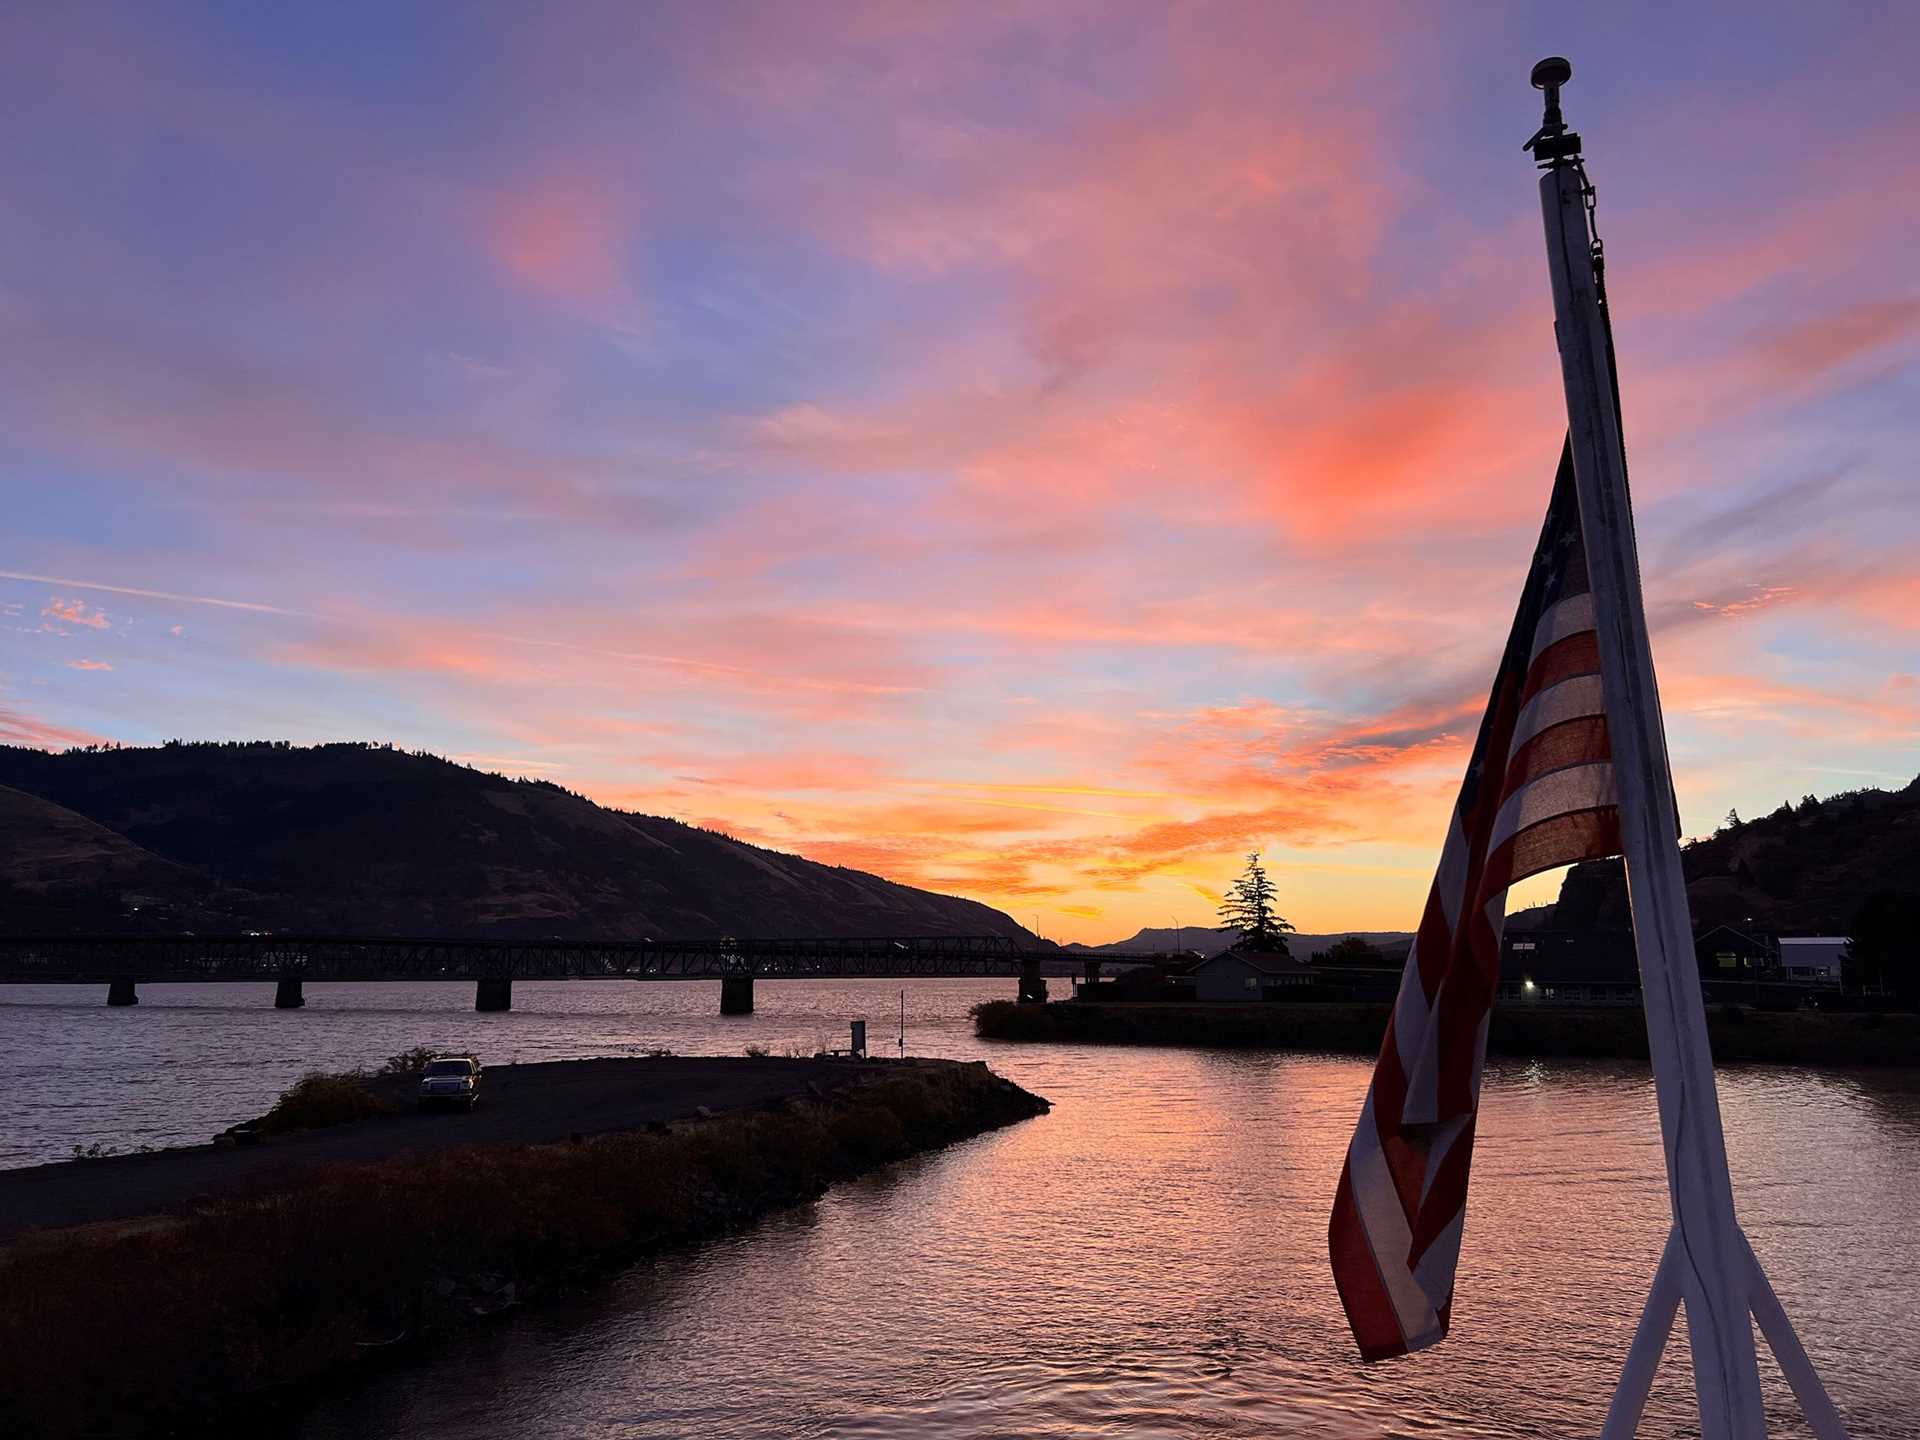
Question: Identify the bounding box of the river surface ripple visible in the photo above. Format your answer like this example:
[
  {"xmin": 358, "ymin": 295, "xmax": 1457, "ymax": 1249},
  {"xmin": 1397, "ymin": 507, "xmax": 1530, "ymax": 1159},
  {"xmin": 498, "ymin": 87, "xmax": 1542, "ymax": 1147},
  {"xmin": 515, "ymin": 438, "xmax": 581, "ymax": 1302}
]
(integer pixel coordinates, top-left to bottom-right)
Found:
[{"xmin": 5, "ymin": 978, "xmax": 1917, "ymax": 1437}]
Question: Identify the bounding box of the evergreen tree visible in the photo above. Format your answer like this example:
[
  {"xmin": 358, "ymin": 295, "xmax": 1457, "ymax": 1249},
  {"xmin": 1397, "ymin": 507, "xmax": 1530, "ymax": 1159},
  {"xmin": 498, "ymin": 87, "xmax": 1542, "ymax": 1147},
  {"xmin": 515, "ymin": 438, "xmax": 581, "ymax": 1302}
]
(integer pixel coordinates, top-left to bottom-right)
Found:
[
  {"xmin": 1721, "ymin": 807, "xmax": 1741, "ymax": 832},
  {"xmin": 1217, "ymin": 853, "xmax": 1295, "ymax": 954}
]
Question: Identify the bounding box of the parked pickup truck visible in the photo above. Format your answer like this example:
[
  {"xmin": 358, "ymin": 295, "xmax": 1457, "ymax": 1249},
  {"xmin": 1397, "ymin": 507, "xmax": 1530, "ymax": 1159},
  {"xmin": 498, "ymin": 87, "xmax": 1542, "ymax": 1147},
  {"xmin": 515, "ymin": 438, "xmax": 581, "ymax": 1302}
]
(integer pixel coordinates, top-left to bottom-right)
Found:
[{"xmin": 417, "ymin": 1055, "xmax": 482, "ymax": 1110}]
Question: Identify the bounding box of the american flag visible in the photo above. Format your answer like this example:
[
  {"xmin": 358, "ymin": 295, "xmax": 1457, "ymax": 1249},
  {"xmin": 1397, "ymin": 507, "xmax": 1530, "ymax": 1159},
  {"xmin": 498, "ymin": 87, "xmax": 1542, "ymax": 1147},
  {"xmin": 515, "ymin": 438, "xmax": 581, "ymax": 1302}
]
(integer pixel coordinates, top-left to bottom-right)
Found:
[{"xmin": 1329, "ymin": 440, "xmax": 1624, "ymax": 1361}]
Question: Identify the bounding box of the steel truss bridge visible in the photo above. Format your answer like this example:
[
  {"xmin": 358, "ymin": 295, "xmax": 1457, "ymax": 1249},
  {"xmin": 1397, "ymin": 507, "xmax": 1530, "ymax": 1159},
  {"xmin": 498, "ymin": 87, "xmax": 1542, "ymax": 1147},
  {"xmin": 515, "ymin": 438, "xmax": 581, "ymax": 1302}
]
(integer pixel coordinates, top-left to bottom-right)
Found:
[{"xmin": 0, "ymin": 934, "xmax": 1163, "ymax": 1011}]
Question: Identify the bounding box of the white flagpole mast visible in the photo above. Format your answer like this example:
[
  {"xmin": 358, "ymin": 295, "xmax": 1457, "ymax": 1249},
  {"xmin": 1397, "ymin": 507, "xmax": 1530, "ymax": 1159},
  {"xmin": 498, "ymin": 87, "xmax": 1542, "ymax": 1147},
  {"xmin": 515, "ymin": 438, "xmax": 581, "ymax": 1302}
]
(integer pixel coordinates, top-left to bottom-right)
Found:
[{"xmin": 1522, "ymin": 59, "xmax": 1848, "ymax": 1440}]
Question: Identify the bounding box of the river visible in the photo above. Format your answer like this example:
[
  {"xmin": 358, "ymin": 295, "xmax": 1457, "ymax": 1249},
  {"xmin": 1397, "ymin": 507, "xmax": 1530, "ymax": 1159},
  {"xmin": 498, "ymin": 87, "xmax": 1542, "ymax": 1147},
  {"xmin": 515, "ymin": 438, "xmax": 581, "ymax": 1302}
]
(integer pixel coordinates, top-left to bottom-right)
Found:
[{"xmin": 4, "ymin": 978, "xmax": 1916, "ymax": 1437}]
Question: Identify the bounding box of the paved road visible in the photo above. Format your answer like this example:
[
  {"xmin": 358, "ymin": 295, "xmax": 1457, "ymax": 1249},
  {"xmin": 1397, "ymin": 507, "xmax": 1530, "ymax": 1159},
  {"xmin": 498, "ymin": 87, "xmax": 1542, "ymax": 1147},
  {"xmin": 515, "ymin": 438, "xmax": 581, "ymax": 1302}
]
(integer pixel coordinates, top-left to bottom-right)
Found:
[{"xmin": 0, "ymin": 1055, "xmax": 893, "ymax": 1243}]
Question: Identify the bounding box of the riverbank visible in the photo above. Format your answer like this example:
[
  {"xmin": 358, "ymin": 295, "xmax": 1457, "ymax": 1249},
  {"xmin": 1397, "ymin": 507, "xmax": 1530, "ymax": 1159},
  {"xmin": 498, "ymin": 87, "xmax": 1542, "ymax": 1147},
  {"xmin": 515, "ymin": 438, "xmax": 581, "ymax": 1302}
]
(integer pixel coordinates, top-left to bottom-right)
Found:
[
  {"xmin": 974, "ymin": 999, "xmax": 1920, "ymax": 1064},
  {"xmin": 0, "ymin": 1055, "xmax": 891, "ymax": 1241},
  {"xmin": 0, "ymin": 1056, "xmax": 1048, "ymax": 1438}
]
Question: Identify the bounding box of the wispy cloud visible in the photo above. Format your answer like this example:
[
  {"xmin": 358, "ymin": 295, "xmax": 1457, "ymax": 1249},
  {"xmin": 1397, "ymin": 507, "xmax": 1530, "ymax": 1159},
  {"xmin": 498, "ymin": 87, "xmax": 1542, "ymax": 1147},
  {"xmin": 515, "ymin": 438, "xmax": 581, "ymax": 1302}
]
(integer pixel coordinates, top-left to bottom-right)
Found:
[{"xmin": 1, "ymin": 4, "xmax": 1916, "ymax": 939}]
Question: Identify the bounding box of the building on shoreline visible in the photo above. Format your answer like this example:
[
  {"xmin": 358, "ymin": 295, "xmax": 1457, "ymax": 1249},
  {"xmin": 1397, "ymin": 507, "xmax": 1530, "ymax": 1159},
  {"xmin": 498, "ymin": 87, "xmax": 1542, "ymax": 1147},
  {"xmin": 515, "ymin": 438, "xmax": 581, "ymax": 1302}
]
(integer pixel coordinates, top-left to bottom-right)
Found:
[
  {"xmin": 1186, "ymin": 949, "xmax": 1315, "ymax": 1002},
  {"xmin": 1496, "ymin": 929, "xmax": 1640, "ymax": 1006}
]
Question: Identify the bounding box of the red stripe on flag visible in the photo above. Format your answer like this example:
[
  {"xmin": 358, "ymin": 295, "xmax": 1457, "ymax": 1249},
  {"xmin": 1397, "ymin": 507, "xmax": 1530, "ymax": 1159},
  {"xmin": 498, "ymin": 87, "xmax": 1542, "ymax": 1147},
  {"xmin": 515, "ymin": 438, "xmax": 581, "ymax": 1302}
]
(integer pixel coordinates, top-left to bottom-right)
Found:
[
  {"xmin": 1518, "ymin": 631, "xmax": 1600, "ymax": 704},
  {"xmin": 1329, "ymin": 1161, "xmax": 1415, "ymax": 1362},
  {"xmin": 1504, "ymin": 714, "xmax": 1610, "ymax": 794}
]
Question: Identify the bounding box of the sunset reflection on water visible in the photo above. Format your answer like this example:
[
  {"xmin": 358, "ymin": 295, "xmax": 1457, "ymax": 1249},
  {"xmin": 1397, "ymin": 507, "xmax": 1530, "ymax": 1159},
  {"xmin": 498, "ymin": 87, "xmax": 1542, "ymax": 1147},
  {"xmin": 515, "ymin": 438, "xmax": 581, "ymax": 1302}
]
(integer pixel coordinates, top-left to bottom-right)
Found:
[{"xmin": 32, "ymin": 980, "xmax": 1886, "ymax": 1438}]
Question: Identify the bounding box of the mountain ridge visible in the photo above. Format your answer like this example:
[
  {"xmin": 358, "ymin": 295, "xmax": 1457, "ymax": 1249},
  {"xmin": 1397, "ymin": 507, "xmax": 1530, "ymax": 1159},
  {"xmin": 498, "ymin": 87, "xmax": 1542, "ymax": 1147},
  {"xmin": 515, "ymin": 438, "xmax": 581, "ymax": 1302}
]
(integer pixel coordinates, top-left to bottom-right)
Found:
[
  {"xmin": 1554, "ymin": 774, "xmax": 1920, "ymax": 933},
  {"xmin": 0, "ymin": 742, "xmax": 1037, "ymax": 942}
]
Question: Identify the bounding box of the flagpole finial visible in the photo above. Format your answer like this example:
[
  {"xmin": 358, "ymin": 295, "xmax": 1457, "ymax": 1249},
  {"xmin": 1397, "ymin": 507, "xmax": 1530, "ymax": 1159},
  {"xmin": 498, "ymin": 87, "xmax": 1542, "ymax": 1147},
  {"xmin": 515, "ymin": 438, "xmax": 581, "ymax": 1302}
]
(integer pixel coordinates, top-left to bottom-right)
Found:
[{"xmin": 1523, "ymin": 56, "xmax": 1582, "ymax": 164}]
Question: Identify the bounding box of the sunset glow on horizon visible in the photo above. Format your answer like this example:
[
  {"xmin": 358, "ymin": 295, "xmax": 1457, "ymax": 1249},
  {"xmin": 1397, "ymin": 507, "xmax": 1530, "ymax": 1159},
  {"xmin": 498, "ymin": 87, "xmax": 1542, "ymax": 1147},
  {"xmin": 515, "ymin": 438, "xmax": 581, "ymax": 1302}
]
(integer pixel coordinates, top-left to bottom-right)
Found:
[{"xmin": 3, "ymin": 4, "xmax": 1916, "ymax": 942}]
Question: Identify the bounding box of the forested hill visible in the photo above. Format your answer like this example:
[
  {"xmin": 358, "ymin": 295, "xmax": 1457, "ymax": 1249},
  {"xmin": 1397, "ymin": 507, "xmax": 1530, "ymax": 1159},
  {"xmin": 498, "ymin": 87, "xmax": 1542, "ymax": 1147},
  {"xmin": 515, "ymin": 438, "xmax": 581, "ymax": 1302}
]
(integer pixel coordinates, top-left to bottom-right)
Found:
[
  {"xmin": 0, "ymin": 742, "xmax": 1036, "ymax": 941},
  {"xmin": 1554, "ymin": 775, "xmax": 1920, "ymax": 933}
]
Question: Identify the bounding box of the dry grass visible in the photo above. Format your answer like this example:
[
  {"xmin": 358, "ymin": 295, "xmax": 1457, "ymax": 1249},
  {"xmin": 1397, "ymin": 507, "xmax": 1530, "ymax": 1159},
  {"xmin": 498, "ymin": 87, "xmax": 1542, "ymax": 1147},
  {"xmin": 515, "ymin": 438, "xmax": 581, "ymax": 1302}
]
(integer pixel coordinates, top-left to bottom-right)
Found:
[{"xmin": 0, "ymin": 1061, "xmax": 1046, "ymax": 1439}]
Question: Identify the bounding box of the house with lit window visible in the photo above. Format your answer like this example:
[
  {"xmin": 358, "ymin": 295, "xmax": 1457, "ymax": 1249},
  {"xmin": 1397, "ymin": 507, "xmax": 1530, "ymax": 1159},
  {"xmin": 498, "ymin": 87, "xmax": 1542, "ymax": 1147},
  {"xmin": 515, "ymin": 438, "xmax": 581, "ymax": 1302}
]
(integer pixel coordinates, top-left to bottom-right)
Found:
[
  {"xmin": 1496, "ymin": 928, "xmax": 1639, "ymax": 1005},
  {"xmin": 1693, "ymin": 924, "xmax": 1775, "ymax": 978}
]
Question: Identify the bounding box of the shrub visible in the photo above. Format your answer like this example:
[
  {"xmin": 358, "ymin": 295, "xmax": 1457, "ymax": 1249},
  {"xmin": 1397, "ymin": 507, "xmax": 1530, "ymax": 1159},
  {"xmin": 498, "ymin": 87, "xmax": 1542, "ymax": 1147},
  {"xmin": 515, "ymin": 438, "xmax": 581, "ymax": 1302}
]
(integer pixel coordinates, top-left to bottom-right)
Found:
[
  {"xmin": 256, "ymin": 1073, "xmax": 394, "ymax": 1135},
  {"xmin": 742, "ymin": 1043, "xmax": 770, "ymax": 1058},
  {"xmin": 379, "ymin": 1046, "xmax": 438, "ymax": 1076}
]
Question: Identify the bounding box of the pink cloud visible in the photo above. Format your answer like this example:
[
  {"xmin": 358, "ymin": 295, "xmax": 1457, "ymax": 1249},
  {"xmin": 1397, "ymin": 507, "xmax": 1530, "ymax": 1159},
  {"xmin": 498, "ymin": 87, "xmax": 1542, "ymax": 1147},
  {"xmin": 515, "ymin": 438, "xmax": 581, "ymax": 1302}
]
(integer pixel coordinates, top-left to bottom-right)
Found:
[
  {"xmin": 480, "ymin": 180, "xmax": 638, "ymax": 313},
  {"xmin": 0, "ymin": 700, "xmax": 101, "ymax": 748},
  {"xmin": 41, "ymin": 596, "xmax": 111, "ymax": 630}
]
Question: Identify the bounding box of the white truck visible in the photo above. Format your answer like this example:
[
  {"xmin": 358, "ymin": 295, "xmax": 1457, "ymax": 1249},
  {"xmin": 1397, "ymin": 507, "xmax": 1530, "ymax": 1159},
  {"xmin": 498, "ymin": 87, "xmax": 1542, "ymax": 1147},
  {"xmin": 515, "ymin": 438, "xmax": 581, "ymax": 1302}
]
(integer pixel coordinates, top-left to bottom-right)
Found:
[{"xmin": 417, "ymin": 1055, "xmax": 482, "ymax": 1111}]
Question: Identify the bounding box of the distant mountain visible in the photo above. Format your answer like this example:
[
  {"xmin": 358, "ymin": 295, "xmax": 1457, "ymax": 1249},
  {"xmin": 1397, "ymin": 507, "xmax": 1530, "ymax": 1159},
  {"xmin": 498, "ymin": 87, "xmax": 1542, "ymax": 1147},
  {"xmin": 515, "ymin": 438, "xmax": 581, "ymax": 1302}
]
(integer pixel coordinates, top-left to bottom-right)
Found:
[
  {"xmin": 0, "ymin": 742, "xmax": 1038, "ymax": 941},
  {"xmin": 1067, "ymin": 923, "xmax": 1413, "ymax": 959},
  {"xmin": 1554, "ymin": 775, "xmax": 1920, "ymax": 934}
]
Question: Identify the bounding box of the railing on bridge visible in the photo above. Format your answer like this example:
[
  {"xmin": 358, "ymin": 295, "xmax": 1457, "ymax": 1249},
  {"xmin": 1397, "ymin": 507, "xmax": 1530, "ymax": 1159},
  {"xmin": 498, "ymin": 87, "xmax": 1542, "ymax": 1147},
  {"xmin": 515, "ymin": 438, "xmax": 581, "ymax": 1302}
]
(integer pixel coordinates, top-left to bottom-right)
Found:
[{"xmin": 0, "ymin": 933, "xmax": 1110, "ymax": 1013}]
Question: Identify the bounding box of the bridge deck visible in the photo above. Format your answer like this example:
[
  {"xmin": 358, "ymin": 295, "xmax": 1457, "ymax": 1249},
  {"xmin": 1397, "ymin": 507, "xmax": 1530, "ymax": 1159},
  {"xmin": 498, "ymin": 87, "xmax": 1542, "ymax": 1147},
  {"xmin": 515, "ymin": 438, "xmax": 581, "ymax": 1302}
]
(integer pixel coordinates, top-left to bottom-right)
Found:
[{"xmin": 0, "ymin": 934, "xmax": 1164, "ymax": 983}]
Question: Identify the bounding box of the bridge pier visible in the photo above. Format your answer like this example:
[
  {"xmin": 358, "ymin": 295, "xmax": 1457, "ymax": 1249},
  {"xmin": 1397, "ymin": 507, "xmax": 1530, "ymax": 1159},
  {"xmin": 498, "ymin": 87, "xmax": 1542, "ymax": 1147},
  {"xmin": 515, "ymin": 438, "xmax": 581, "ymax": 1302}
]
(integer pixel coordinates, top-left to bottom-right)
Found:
[
  {"xmin": 720, "ymin": 973, "xmax": 754, "ymax": 1015},
  {"xmin": 106, "ymin": 977, "xmax": 138, "ymax": 1007},
  {"xmin": 274, "ymin": 978, "xmax": 305, "ymax": 1009},
  {"xmin": 1017, "ymin": 958, "xmax": 1048, "ymax": 1004},
  {"xmin": 475, "ymin": 978, "xmax": 512, "ymax": 1012}
]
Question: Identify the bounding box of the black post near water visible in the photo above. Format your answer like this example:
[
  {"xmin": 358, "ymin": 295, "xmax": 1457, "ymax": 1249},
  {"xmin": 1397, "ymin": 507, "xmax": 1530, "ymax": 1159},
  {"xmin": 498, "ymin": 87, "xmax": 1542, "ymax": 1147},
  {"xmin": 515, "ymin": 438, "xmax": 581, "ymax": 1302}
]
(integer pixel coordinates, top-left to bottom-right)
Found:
[
  {"xmin": 106, "ymin": 977, "xmax": 137, "ymax": 1007},
  {"xmin": 475, "ymin": 978, "xmax": 512, "ymax": 1012}
]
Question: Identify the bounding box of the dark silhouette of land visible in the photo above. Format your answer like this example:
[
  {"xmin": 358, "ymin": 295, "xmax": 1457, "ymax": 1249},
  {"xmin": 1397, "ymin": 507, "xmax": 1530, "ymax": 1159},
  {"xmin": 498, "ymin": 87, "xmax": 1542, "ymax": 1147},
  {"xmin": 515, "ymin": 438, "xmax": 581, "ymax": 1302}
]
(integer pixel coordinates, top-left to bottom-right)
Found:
[
  {"xmin": 0, "ymin": 742, "xmax": 1034, "ymax": 940},
  {"xmin": 1557, "ymin": 775, "xmax": 1920, "ymax": 933},
  {"xmin": 0, "ymin": 1055, "xmax": 888, "ymax": 1243}
]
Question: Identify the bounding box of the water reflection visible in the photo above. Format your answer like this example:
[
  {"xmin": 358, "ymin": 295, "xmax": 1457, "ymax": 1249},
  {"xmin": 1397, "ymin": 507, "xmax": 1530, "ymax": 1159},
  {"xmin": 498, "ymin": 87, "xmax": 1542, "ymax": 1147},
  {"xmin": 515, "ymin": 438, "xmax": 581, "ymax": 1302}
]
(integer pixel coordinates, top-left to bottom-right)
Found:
[{"xmin": 8, "ymin": 981, "xmax": 1914, "ymax": 1436}]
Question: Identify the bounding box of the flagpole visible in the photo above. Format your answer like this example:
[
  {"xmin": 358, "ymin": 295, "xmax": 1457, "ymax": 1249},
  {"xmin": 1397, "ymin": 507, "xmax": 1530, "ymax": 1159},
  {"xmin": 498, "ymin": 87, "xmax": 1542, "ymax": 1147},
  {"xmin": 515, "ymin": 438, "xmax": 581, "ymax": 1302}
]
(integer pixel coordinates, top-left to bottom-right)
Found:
[{"xmin": 1526, "ymin": 58, "xmax": 1766, "ymax": 1438}]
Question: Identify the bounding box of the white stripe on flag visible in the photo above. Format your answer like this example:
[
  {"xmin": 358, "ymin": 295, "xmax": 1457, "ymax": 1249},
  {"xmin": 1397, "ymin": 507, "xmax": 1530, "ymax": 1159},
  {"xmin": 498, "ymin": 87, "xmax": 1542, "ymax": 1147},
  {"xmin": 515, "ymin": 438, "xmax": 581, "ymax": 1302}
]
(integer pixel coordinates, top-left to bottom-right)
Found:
[
  {"xmin": 1529, "ymin": 592, "xmax": 1594, "ymax": 665},
  {"xmin": 1508, "ymin": 673, "xmax": 1605, "ymax": 760},
  {"xmin": 1487, "ymin": 761, "xmax": 1617, "ymax": 854},
  {"xmin": 1391, "ymin": 936, "xmax": 1429, "ymax": 1084},
  {"xmin": 1347, "ymin": 1094, "xmax": 1446, "ymax": 1351}
]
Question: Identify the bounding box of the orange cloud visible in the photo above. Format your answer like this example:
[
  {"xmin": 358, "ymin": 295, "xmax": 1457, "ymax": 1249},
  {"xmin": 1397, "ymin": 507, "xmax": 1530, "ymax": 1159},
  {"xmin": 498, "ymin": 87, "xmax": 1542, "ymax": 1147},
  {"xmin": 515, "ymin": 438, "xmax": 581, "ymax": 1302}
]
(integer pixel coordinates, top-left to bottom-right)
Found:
[{"xmin": 41, "ymin": 596, "xmax": 111, "ymax": 630}]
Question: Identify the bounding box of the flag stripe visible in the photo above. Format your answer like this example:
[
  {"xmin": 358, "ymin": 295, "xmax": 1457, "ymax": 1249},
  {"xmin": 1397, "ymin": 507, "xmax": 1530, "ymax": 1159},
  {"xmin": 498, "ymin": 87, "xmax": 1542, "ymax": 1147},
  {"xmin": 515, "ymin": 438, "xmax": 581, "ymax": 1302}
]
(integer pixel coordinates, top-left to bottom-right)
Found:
[
  {"xmin": 1330, "ymin": 439, "xmax": 1626, "ymax": 1361},
  {"xmin": 1509, "ymin": 674, "xmax": 1605, "ymax": 759},
  {"xmin": 1529, "ymin": 593, "xmax": 1595, "ymax": 664},
  {"xmin": 1488, "ymin": 761, "xmax": 1617, "ymax": 854}
]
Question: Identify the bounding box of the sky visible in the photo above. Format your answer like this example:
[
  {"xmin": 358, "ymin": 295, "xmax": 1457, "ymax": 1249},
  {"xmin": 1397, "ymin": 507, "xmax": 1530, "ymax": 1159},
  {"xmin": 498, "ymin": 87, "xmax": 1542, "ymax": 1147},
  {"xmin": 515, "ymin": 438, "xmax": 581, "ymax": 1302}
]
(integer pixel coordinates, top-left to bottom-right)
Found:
[{"xmin": 2, "ymin": 3, "xmax": 1916, "ymax": 944}]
